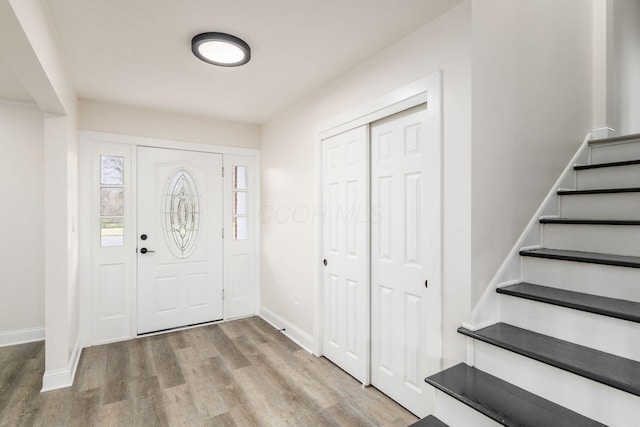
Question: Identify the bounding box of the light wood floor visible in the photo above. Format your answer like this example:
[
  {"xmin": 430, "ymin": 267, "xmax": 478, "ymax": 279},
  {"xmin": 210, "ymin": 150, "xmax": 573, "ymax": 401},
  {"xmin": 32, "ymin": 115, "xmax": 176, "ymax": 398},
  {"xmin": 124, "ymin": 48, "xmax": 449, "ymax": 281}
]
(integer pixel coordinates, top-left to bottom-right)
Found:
[{"xmin": 0, "ymin": 316, "xmax": 418, "ymax": 426}]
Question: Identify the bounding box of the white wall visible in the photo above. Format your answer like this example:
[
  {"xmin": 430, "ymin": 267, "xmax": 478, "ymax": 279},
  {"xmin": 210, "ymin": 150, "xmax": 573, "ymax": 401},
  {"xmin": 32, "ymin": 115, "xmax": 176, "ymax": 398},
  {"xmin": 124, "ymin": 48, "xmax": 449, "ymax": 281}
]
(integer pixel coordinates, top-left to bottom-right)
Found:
[
  {"xmin": 1, "ymin": 0, "xmax": 81, "ymax": 389},
  {"xmin": 79, "ymin": 99, "xmax": 260, "ymax": 149},
  {"xmin": 610, "ymin": 0, "xmax": 640, "ymax": 135},
  {"xmin": 260, "ymin": 2, "xmax": 472, "ymax": 367},
  {"xmin": 470, "ymin": 0, "xmax": 594, "ymax": 304},
  {"xmin": 0, "ymin": 102, "xmax": 44, "ymax": 335}
]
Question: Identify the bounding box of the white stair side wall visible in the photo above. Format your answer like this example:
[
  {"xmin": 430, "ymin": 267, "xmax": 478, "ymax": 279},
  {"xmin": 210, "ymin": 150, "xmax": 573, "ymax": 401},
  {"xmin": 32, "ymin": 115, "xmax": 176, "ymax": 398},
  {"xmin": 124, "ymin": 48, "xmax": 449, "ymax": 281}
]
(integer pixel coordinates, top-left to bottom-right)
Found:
[
  {"xmin": 473, "ymin": 340, "xmax": 640, "ymax": 427},
  {"xmin": 499, "ymin": 294, "xmax": 640, "ymax": 361},
  {"xmin": 522, "ymin": 257, "xmax": 640, "ymax": 303},
  {"xmin": 433, "ymin": 390, "xmax": 502, "ymax": 427},
  {"xmin": 576, "ymin": 163, "xmax": 640, "ymax": 190},
  {"xmin": 542, "ymin": 223, "xmax": 640, "ymax": 256},
  {"xmin": 559, "ymin": 192, "xmax": 640, "ymax": 220},
  {"xmin": 469, "ymin": 133, "xmax": 590, "ymax": 328},
  {"xmin": 590, "ymin": 137, "xmax": 640, "ymax": 164}
]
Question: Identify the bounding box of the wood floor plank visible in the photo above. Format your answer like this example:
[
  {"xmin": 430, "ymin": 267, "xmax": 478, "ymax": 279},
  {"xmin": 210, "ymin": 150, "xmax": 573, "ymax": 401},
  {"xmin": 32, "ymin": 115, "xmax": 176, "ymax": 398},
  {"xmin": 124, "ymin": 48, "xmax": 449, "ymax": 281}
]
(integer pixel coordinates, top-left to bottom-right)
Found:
[
  {"xmin": 208, "ymin": 412, "xmax": 238, "ymax": 427},
  {"xmin": 248, "ymin": 317, "xmax": 300, "ymax": 352},
  {"xmin": 96, "ymin": 399, "xmax": 135, "ymax": 426},
  {"xmin": 103, "ymin": 341, "xmax": 131, "ymax": 404},
  {"xmin": 183, "ymin": 325, "xmax": 221, "ymax": 360},
  {"xmin": 324, "ymin": 400, "xmax": 378, "ymax": 427},
  {"xmin": 161, "ymin": 383, "xmax": 201, "ymax": 426},
  {"xmin": 69, "ymin": 388, "xmax": 101, "ymax": 426},
  {"xmin": 0, "ymin": 351, "xmax": 45, "ymax": 427},
  {"xmin": 148, "ymin": 334, "xmax": 186, "ymax": 389},
  {"xmin": 175, "ymin": 346, "xmax": 229, "ymax": 419},
  {"xmin": 74, "ymin": 345, "xmax": 107, "ymax": 392},
  {"xmin": 231, "ymin": 365, "xmax": 289, "ymax": 426},
  {"xmin": 0, "ymin": 316, "xmax": 417, "ymax": 426},
  {"xmin": 228, "ymin": 403, "xmax": 270, "ymax": 427},
  {"xmin": 206, "ymin": 325, "xmax": 251, "ymax": 370},
  {"xmin": 201, "ymin": 355, "xmax": 250, "ymax": 408},
  {"xmin": 258, "ymin": 341, "xmax": 341, "ymax": 409},
  {"xmin": 235, "ymin": 317, "xmax": 269, "ymax": 345},
  {"xmin": 128, "ymin": 335, "xmax": 158, "ymax": 379}
]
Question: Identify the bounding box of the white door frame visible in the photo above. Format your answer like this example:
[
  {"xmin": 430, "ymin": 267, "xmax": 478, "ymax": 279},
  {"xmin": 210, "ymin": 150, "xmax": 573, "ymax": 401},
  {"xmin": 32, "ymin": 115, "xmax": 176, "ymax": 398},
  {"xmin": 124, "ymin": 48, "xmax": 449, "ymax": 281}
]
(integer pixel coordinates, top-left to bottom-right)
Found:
[
  {"xmin": 312, "ymin": 72, "xmax": 443, "ymax": 384},
  {"xmin": 79, "ymin": 130, "xmax": 261, "ymax": 347}
]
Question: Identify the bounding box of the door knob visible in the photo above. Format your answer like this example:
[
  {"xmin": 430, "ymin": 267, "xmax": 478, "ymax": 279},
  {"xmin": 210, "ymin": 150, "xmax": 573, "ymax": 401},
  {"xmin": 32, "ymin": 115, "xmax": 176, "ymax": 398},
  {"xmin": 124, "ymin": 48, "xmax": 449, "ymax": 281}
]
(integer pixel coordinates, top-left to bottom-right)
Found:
[
  {"xmin": 140, "ymin": 247, "xmax": 155, "ymax": 254},
  {"xmin": 140, "ymin": 234, "xmax": 148, "ymax": 240}
]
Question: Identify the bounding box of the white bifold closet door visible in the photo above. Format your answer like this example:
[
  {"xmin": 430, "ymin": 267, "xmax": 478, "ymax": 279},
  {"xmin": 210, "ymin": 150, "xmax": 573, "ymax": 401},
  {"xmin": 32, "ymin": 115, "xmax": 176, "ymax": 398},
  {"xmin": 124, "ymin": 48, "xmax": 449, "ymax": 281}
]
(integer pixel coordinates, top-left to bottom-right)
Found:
[
  {"xmin": 370, "ymin": 104, "xmax": 434, "ymax": 417},
  {"xmin": 321, "ymin": 125, "xmax": 369, "ymax": 383}
]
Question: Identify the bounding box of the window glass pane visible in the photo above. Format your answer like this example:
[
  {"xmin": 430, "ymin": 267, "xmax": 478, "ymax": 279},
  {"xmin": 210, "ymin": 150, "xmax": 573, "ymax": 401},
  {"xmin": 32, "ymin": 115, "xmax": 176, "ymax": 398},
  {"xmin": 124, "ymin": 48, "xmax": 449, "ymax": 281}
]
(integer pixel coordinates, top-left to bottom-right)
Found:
[
  {"xmin": 101, "ymin": 155, "xmax": 124, "ymax": 185},
  {"xmin": 100, "ymin": 188, "xmax": 124, "ymax": 216},
  {"xmin": 232, "ymin": 191, "xmax": 248, "ymax": 215},
  {"xmin": 233, "ymin": 216, "xmax": 248, "ymax": 240},
  {"xmin": 101, "ymin": 218, "xmax": 124, "ymax": 247},
  {"xmin": 233, "ymin": 166, "xmax": 247, "ymax": 190}
]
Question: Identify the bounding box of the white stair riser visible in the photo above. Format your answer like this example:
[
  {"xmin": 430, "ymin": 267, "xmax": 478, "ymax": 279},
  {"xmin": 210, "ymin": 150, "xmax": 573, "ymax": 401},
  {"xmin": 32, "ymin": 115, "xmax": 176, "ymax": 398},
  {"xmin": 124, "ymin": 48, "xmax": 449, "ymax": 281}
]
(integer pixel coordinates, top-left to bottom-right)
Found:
[
  {"xmin": 499, "ymin": 294, "xmax": 640, "ymax": 361},
  {"xmin": 559, "ymin": 192, "xmax": 640, "ymax": 220},
  {"xmin": 542, "ymin": 223, "xmax": 640, "ymax": 257},
  {"xmin": 522, "ymin": 257, "xmax": 640, "ymax": 302},
  {"xmin": 473, "ymin": 340, "xmax": 640, "ymax": 427},
  {"xmin": 433, "ymin": 389, "xmax": 502, "ymax": 427},
  {"xmin": 590, "ymin": 140, "xmax": 640, "ymax": 164},
  {"xmin": 576, "ymin": 164, "xmax": 640, "ymax": 190}
]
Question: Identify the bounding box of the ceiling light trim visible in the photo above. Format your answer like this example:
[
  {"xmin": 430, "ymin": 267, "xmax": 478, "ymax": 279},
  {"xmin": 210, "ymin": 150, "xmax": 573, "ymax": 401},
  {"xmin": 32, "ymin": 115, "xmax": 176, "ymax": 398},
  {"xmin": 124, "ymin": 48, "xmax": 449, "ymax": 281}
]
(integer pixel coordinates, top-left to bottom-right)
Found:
[{"xmin": 191, "ymin": 32, "xmax": 251, "ymax": 67}]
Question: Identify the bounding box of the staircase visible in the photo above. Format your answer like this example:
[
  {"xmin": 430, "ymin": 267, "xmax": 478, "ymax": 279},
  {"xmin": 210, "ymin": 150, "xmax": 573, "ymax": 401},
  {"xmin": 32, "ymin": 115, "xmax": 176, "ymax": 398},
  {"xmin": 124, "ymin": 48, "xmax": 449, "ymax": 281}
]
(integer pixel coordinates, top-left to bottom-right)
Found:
[{"xmin": 420, "ymin": 134, "xmax": 640, "ymax": 427}]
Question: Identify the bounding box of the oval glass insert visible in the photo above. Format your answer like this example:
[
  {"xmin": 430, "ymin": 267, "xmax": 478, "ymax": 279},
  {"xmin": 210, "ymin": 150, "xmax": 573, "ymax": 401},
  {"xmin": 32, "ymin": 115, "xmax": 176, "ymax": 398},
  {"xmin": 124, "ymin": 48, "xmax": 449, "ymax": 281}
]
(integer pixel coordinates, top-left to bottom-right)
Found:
[{"xmin": 163, "ymin": 169, "xmax": 201, "ymax": 258}]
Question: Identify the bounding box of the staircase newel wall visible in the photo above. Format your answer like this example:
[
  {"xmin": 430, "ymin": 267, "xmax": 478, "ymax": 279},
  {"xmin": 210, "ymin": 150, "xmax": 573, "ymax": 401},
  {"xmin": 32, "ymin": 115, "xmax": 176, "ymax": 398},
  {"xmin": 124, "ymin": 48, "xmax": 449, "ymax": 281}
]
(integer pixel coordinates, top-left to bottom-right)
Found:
[{"xmin": 468, "ymin": 133, "xmax": 591, "ymax": 330}]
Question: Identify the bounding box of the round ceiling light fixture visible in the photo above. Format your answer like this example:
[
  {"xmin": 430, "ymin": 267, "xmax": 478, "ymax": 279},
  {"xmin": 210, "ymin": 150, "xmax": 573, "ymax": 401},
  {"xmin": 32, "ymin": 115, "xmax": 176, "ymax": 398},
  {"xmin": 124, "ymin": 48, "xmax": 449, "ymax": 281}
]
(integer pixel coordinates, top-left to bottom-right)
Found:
[{"xmin": 191, "ymin": 32, "xmax": 251, "ymax": 67}]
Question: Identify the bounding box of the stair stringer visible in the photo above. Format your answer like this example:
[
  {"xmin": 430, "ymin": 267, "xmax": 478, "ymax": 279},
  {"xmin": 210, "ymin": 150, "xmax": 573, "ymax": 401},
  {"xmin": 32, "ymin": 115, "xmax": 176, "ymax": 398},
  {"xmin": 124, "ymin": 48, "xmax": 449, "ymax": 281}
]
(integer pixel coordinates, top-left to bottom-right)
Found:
[{"xmin": 467, "ymin": 133, "xmax": 591, "ymax": 335}]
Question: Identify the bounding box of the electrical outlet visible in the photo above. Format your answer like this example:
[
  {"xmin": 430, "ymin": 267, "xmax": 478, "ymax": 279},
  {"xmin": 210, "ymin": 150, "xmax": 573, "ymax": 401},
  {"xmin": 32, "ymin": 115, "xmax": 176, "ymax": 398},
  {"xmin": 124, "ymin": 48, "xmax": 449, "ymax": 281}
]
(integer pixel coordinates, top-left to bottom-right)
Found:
[{"xmin": 294, "ymin": 301, "xmax": 299, "ymax": 317}]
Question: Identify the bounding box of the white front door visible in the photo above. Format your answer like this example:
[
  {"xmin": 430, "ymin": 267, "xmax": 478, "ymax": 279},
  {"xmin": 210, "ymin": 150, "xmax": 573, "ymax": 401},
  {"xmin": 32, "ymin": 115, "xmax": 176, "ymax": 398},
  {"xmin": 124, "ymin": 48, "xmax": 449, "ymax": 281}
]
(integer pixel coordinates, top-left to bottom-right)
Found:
[
  {"xmin": 370, "ymin": 104, "xmax": 437, "ymax": 417},
  {"xmin": 137, "ymin": 147, "xmax": 223, "ymax": 334},
  {"xmin": 321, "ymin": 125, "xmax": 369, "ymax": 383}
]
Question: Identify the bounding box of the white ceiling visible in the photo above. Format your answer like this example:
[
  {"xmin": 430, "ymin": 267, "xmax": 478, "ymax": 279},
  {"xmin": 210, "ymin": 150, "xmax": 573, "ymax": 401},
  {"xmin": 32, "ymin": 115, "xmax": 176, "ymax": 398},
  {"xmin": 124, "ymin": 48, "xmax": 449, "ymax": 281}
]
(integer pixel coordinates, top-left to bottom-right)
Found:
[{"xmin": 44, "ymin": 0, "xmax": 461, "ymax": 124}]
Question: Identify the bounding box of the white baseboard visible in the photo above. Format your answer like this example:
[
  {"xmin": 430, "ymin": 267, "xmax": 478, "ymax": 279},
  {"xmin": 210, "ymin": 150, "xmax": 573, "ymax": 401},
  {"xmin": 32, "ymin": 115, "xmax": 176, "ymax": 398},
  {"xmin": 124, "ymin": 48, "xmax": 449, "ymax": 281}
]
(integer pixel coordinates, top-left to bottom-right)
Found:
[
  {"xmin": 259, "ymin": 306, "xmax": 314, "ymax": 353},
  {"xmin": 41, "ymin": 336, "xmax": 83, "ymax": 392},
  {"xmin": 0, "ymin": 326, "xmax": 45, "ymax": 347}
]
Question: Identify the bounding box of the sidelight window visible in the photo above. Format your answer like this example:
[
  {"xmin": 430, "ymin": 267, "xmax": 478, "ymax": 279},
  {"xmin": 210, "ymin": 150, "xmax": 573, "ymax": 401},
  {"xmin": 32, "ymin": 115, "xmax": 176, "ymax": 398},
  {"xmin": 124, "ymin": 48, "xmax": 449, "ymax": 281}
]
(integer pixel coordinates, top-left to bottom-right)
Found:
[
  {"xmin": 232, "ymin": 166, "xmax": 249, "ymax": 240},
  {"xmin": 100, "ymin": 155, "xmax": 125, "ymax": 246}
]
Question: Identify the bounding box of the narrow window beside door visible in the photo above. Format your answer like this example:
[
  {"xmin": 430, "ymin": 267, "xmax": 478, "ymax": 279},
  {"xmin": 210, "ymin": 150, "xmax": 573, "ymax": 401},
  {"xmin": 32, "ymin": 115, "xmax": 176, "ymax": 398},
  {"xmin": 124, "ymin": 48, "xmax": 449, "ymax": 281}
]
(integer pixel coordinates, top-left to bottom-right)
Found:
[
  {"xmin": 100, "ymin": 155, "xmax": 125, "ymax": 247},
  {"xmin": 232, "ymin": 165, "xmax": 248, "ymax": 240}
]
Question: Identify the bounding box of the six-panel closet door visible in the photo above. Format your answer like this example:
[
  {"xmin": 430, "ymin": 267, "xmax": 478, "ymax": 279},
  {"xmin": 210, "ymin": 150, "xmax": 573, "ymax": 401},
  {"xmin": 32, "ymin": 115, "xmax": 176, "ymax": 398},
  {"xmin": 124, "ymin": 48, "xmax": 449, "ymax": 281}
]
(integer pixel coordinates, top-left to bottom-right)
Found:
[
  {"xmin": 321, "ymin": 104, "xmax": 435, "ymax": 417},
  {"xmin": 370, "ymin": 104, "xmax": 433, "ymax": 417},
  {"xmin": 321, "ymin": 125, "xmax": 369, "ymax": 383}
]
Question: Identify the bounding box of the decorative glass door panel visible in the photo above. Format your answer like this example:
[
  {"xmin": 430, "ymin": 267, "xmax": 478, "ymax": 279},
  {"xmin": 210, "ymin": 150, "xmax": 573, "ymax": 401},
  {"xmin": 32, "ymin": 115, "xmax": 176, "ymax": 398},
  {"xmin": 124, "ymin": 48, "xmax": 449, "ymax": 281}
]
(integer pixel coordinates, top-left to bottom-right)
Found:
[{"xmin": 137, "ymin": 147, "xmax": 223, "ymax": 334}]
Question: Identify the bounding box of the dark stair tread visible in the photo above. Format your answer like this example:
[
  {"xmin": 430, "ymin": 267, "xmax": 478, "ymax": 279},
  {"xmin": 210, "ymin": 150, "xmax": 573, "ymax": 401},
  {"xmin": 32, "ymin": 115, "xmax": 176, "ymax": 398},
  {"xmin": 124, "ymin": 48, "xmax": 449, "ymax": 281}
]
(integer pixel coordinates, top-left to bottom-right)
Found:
[
  {"xmin": 425, "ymin": 363, "xmax": 605, "ymax": 427},
  {"xmin": 409, "ymin": 415, "xmax": 449, "ymax": 427},
  {"xmin": 589, "ymin": 133, "xmax": 640, "ymax": 145},
  {"xmin": 540, "ymin": 217, "xmax": 640, "ymax": 225},
  {"xmin": 497, "ymin": 282, "xmax": 640, "ymax": 323},
  {"xmin": 575, "ymin": 158, "xmax": 640, "ymax": 170},
  {"xmin": 519, "ymin": 248, "xmax": 640, "ymax": 268},
  {"xmin": 558, "ymin": 187, "xmax": 640, "ymax": 195},
  {"xmin": 458, "ymin": 323, "xmax": 640, "ymax": 397}
]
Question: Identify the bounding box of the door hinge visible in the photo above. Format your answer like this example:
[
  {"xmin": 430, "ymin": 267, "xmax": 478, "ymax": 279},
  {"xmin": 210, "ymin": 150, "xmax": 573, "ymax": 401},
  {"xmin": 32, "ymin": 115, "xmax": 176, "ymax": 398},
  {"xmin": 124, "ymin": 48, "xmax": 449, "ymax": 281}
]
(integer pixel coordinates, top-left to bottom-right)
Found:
[
  {"xmin": 222, "ymin": 228, "xmax": 225, "ymax": 239},
  {"xmin": 222, "ymin": 166, "xmax": 225, "ymax": 177},
  {"xmin": 222, "ymin": 289, "xmax": 225, "ymax": 300}
]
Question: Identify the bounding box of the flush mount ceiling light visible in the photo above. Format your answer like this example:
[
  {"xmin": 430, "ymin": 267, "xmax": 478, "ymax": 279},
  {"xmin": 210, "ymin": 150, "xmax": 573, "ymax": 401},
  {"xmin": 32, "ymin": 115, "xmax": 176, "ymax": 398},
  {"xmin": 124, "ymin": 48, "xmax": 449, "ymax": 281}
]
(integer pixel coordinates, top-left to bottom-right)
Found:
[{"xmin": 191, "ymin": 32, "xmax": 251, "ymax": 67}]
